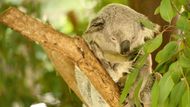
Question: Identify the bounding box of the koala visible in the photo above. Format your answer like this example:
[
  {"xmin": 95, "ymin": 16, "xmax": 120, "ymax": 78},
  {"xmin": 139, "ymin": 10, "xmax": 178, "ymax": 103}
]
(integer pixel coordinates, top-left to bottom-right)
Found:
[
  {"xmin": 83, "ymin": 3, "xmax": 159, "ymax": 82},
  {"xmin": 76, "ymin": 3, "xmax": 159, "ymax": 107}
]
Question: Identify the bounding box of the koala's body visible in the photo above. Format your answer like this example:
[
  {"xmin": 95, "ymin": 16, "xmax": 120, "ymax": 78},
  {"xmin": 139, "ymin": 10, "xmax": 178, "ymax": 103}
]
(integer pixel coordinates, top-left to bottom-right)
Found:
[
  {"xmin": 75, "ymin": 3, "xmax": 159, "ymax": 107},
  {"xmin": 83, "ymin": 3, "xmax": 158, "ymax": 82}
]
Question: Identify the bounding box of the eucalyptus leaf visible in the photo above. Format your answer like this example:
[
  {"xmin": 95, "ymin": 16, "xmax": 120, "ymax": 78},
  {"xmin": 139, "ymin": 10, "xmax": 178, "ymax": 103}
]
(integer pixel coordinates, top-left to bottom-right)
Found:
[
  {"xmin": 155, "ymin": 62, "xmax": 166, "ymax": 73},
  {"xmin": 179, "ymin": 0, "xmax": 188, "ymax": 5},
  {"xmin": 159, "ymin": 72, "xmax": 174, "ymax": 104},
  {"xmin": 176, "ymin": 16, "xmax": 190, "ymax": 31},
  {"xmin": 185, "ymin": 34, "xmax": 190, "ymax": 47},
  {"xmin": 168, "ymin": 61, "xmax": 182, "ymax": 83},
  {"xmin": 143, "ymin": 33, "xmax": 162, "ymax": 54},
  {"xmin": 120, "ymin": 54, "xmax": 148, "ymax": 104},
  {"xmin": 181, "ymin": 89, "xmax": 190, "ymax": 107},
  {"xmin": 163, "ymin": 99, "xmax": 169, "ymax": 107},
  {"xmin": 184, "ymin": 47, "xmax": 190, "ymax": 59},
  {"xmin": 160, "ymin": 0, "xmax": 175, "ymax": 22},
  {"xmin": 139, "ymin": 18, "xmax": 157, "ymax": 30},
  {"xmin": 151, "ymin": 81, "xmax": 159, "ymax": 107},
  {"xmin": 119, "ymin": 69, "xmax": 139, "ymax": 104},
  {"xmin": 173, "ymin": 0, "xmax": 185, "ymax": 10},
  {"xmin": 179, "ymin": 54, "xmax": 190, "ymax": 68},
  {"xmin": 156, "ymin": 41, "xmax": 178, "ymax": 63},
  {"xmin": 169, "ymin": 81, "xmax": 186, "ymax": 107},
  {"xmin": 134, "ymin": 54, "xmax": 148, "ymax": 68},
  {"xmin": 154, "ymin": 6, "xmax": 160, "ymax": 15}
]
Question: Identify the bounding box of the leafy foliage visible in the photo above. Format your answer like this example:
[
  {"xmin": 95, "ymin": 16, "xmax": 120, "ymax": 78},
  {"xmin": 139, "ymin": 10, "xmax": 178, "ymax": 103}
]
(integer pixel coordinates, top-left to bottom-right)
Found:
[
  {"xmin": 155, "ymin": 41, "xmax": 178, "ymax": 63},
  {"xmin": 154, "ymin": 0, "xmax": 190, "ymax": 106},
  {"xmin": 159, "ymin": 0, "xmax": 175, "ymax": 22},
  {"xmin": 143, "ymin": 33, "xmax": 163, "ymax": 54},
  {"xmin": 120, "ymin": 0, "xmax": 190, "ymax": 107}
]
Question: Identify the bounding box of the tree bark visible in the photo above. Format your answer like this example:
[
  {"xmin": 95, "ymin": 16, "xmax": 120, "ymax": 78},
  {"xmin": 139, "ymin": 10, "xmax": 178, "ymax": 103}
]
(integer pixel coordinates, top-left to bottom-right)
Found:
[{"xmin": 0, "ymin": 7, "xmax": 120, "ymax": 107}]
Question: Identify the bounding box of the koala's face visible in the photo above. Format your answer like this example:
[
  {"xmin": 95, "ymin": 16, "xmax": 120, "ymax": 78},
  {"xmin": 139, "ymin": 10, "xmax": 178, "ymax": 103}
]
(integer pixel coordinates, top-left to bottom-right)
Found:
[{"xmin": 83, "ymin": 4, "xmax": 158, "ymax": 56}]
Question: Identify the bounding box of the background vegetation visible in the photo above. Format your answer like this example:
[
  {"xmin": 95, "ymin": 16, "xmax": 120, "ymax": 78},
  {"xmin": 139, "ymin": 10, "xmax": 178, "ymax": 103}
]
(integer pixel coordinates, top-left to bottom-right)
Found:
[
  {"xmin": 120, "ymin": 0, "xmax": 190, "ymax": 107},
  {"xmin": 0, "ymin": 0, "xmax": 190, "ymax": 107}
]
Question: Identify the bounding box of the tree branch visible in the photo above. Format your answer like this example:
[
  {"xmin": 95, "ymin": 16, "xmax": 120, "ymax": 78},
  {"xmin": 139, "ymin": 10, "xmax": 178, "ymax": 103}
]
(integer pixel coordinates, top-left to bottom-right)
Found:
[{"xmin": 0, "ymin": 7, "xmax": 120, "ymax": 107}]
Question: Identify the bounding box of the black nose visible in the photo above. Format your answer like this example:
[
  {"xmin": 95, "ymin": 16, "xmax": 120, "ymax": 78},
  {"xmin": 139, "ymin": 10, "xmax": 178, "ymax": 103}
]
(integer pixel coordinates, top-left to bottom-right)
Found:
[{"xmin": 120, "ymin": 40, "xmax": 130, "ymax": 55}]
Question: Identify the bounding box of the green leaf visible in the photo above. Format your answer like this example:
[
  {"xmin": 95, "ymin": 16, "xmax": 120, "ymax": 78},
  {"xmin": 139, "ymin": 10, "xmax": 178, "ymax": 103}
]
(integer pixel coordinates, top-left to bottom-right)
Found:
[
  {"xmin": 181, "ymin": 89, "xmax": 190, "ymax": 107},
  {"xmin": 133, "ymin": 78, "xmax": 143, "ymax": 107},
  {"xmin": 184, "ymin": 47, "xmax": 190, "ymax": 59},
  {"xmin": 154, "ymin": 6, "xmax": 160, "ymax": 15},
  {"xmin": 181, "ymin": 11, "xmax": 189, "ymax": 18},
  {"xmin": 151, "ymin": 81, "xmax": 159, "ymax": 107},
  {"xmin": 155, "ymin": 62, "xmax": 167, "ymax": 73},
  {"xmin": 159, "ymin": 72, "xmax": 174, "ymax": 104},
  {"xmin": 139, "ymin": 19, "xmax": 157, "ymax": 30},
  {"xmin": 176, "ymin": 16, "xmax": 190, "ymax": 31},
  {"xmin": 143, "ymin": 33, "xmax": 163, "ymax": 54},
  {"xmin": 160, "ymin": 0, "xmax": 175, "ymax": 22},
  {"xmin": 155, "ymin": 41, "xmax": 178, "ymax": 63},
  {"xmin": 169, "ymin": 81, "xmax": 186, "ymax": 107},
  {"xmin": 119, "ymin": 69, "xmax": 139, "ymax": 104},
  {"xmin": 168, "ymin": 61, "xmax": 182, "ymax": 83},
  {"xmin": 163, "ymin": 99, "xmax": 169, "ymax": 107},
  {"xmin": 179, "ymin": 0, "xmax": 188, "ymax": 5},
  {"xmin": 185, "ymin": 34, "xmax": 190, "ymax": 47},
  {"xmin": 120, "ymin": 54, "xmax": 148, "ymax": 104},
  {"xmin": 179, "ymin": 53, "xmax": 190, "ymax": 68},
  {"xmin": 134, "ymin": 54, "xmax": 148, "ymax": 68},
  {"xmin": 173, "ymin": 0, "xmax": 185, "ymax": 10}
]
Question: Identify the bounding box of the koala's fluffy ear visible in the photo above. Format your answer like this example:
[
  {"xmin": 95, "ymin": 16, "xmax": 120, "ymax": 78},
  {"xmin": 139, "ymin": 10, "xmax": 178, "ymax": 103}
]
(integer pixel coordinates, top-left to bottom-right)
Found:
[
  {"xmin": 139, "ymin": 18, "xmax": 160, "ymax": 33},
  {"xmin": 139, "ymin": 19, "xmax": 160, "ymax": 41},
  {"xmin": 85, "ymin": 17, "xmax": 105, "ymax": 33}
]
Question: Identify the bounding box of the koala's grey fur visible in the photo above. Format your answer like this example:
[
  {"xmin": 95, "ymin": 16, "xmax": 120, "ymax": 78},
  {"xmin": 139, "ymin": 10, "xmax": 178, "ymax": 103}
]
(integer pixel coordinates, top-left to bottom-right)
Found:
[
  {"xmin": 83, "ymin": 3, "xmax": 159, "ymax": 82},
  {"xmin": 75, "ymin": 3, "xmax": 159, "ymax": 107}
]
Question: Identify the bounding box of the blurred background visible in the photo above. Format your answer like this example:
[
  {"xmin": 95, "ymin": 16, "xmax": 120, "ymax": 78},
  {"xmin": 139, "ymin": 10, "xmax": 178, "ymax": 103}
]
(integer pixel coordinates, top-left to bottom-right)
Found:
[{"xmin": 0, "ymin": 0, "xmax": 129, "ymax": 107}]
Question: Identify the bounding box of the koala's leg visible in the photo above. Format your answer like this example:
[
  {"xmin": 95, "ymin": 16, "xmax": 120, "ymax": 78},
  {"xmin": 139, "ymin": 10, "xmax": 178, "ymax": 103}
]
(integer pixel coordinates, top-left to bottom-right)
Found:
[
  {"xmin": 138, "ymin": 54, "xmax": 153, "ymax": 106},
  {"xmin": 122, "ymin": 54, "xmax": 153, "ymax": 107}
]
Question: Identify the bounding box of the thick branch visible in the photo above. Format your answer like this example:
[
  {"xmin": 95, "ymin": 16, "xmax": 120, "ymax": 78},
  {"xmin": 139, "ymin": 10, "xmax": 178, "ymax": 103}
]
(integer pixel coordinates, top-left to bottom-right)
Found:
[
  {"xmin": 0, "ymin": 7, "xmax": 120, "ymax": 107},
  {"xmin": 44, "ymin": 47, "xmax": 86, "ymax": 104}
]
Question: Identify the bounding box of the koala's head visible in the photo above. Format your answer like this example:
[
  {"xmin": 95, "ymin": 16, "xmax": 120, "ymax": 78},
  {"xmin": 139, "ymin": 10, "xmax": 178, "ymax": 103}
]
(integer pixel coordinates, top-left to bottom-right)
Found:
[{"xmin": 83, "ymin": 3, "xmax": 159, "ymax": 56}]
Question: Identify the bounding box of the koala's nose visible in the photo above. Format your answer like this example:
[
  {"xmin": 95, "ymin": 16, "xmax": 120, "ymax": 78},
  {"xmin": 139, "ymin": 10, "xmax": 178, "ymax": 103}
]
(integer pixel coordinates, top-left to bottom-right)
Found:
[{"xmin": 120, "ymin": 40, "xmax": 130, "ymax": 55}]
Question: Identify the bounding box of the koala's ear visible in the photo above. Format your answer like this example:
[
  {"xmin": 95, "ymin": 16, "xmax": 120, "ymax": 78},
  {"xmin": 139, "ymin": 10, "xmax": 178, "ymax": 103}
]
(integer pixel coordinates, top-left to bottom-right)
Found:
[
  {"xmin": 86, "ymin": 17, "xmax": 105, "ymax": 33},
  {"xmin": 91, "ymin": 17, "xmax": 105, "ymax": 27},
  {"xmin": 139, "ymin": 19, "xmax": 160, "ymax": 34},
  {"xmin": 139, "ymin": 18, "xmax": 160, "ymax": 41}
]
